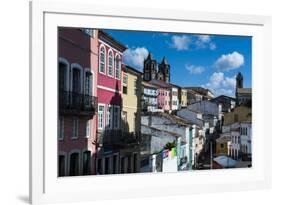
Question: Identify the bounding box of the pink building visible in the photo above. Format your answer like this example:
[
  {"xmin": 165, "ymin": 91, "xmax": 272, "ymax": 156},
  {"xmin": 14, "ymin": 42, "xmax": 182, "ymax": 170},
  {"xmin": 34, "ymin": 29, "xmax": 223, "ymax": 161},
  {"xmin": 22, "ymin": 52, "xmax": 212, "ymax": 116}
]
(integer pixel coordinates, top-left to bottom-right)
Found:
[
  {"xmin": 149, "ymin": 79, "xmax": 171, "ymax": 112},
  {"xmin": 58, "ymin": 28, "xmax": 98, "ymax": 176},
  {"xmin": 96, "ymin": 30, "xmax": 127, "ymax": 174}
]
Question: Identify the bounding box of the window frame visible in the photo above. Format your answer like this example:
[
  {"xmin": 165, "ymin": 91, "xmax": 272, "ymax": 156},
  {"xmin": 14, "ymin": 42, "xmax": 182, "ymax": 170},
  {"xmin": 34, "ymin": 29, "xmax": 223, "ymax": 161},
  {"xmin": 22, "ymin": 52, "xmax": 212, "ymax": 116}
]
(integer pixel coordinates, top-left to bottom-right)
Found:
[
  {"xmin": 106, "ymin": 104, "xmax": 113, "ymax": 129},
  {"xmin": 98, "ymin": 104, "xmax": 105, "ymax": 130},
  {"xmin": 99, "ymin": 44, "xmax": 106, "ymax": 75},
  {"xmin": 123, "ymin": 74, "xmax": 128, "ymax": 95},
  {"xmin": 58, "ymin": 116, "xmax": 64, "ymax": 140},
  {"xmin": 85, "ymin": 119, "xmax": 91, "ymax": 138},
  {"xmin": 115, "ymin": 54, "xmax": 121, "ymax": 79},
  {"xmin": 107, "ymin": 49, "xmax": 114, "ymax": 77},
  {"xmin": 72, "ymin": 117, "xmax": 79, "ymax": 139}
]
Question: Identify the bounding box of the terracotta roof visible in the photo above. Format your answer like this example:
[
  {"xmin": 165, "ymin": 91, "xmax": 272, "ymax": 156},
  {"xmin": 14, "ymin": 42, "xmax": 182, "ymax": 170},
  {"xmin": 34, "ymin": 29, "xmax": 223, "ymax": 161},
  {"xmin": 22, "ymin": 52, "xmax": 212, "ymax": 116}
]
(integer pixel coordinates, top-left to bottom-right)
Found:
[
  {"xmin": 142, "ymin": 81, "xmax": 158, "ymax": 88},
  {"xmin": 149, "ymin": 79, "xmax": 172, "ymax": 88},
  {"xmin": 184, "ymin": 87, "xmax": 213, "ymax": 96}
]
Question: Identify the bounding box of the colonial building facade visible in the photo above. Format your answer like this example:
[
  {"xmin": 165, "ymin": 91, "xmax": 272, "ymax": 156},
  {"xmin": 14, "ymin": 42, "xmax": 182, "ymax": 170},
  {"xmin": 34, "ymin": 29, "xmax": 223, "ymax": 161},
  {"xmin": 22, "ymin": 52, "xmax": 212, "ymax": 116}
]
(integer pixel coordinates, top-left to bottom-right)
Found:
[
  {"xmin": 96, "ymin": 30, "xmax": 128, "ymax": 174},
  {"xmin": 58, "ymin": 28, "xmax": 98, "ymax": 176}
]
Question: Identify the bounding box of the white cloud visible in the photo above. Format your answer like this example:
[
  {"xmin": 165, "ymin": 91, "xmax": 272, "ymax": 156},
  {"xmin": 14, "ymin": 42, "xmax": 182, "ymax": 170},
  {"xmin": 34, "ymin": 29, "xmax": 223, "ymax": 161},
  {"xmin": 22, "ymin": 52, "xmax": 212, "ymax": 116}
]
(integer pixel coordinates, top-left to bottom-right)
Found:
[
  {"xmin": 170, "ymin": 35, "xmax": 191, "ymax": 51},
  {"xmin": 195, "ymin": 35, "xmax": 216, "ymax": 50},
  {"xmin": 214, "ymin": 51, "xmax": 244, "ymax": 71},
  {"xmin": 203, "ymin": 72, "xmax": 236, "ymax": 97},
  {"xmin": 123, "ymin": 47, "xmax": 149, "ymax": 70},
  {"xmin": 185, "ymin": 64, "xmax": 205, "ymax": 74},
  {"xmin": 169, "ymin": 34, "xmax": 217, "ymax": 51},
  {"xmin": 197, "ymin": 35, "xmax": 211, "ymax": 43}
]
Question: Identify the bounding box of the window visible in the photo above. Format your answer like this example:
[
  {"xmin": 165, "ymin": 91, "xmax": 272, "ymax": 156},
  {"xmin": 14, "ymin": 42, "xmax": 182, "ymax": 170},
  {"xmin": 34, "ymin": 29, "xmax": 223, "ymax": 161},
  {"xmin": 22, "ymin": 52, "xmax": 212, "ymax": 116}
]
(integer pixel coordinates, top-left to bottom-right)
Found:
[
  {"xmin": 98, "ymin": 105, "xmax": 105, "ymax": 130},
  {"xmin": 58, "ymin": 117, "xmax": 64, "ymax": 140},
  {"xmin": 134, "ymin": 79, "xmax": 137, "ymax": 95},
  {"xmin": 69, "ymin": 152, "xmax": 79, "ymax": 176},
  {"xmin": 113, "ymin": 106, "xmax": 120, "ymax": 129},
  {"xmin": 58, "ymin": 155, "xmax": 66, "ymax": 177},
  {"xmin": 82, "ymin": 151, "xmax": 91, "ymax": 175},
  {"xmin": 220, "ymin": 143, "xmax": 224, "ymax": 149},
  {"xmin": 127, "ymin": 156, "xmax": 132, "ymax": 173},
  {"xmin": 99, "ymin": 46, "xmax": 106, "ymax": 74},
  {"xmin": 108, "ymin": 50, "xmax": 114, "ymax": 77},
  {"xmin": 72, "ymin": 68, "xmax": 81, "ymax": 93},
  {"xmin": 84, "ymin": 72, "xmax": 92, "ymax": 96},
  {"xmin": 85, "ymin": 120, "xmax": 91, "ymax": 138},
  {"xmin": 123, "ymin": 75, "xmax": 128, "ymax": 94},
  {"xmin": 59, "ymin": 62, "xmax": 67, "ymax": 92},
  {"xmin": 121, "ymin": 157, "xmax": 125, "ymax": 173},
  {"xmin": 106, "ymin": 105, "xmax": 112, "ymax": 129},
  {"xmin": 104, "ymin": 157, "xmax": 110, "ymax": 174},
  {"xmin": 113, "ymin": 155, "xmax": 118, "ymax": 174},
  {"xmin": 115, "ymin": 55, "xmax": 120, "ymax": 79},
  {"xmin": 133, "ymin": 153, "xmax": 138, "ymax": 173},
  {"xmin": 72, "ymin": 118, "xmax": 79, "ymax": 139}
]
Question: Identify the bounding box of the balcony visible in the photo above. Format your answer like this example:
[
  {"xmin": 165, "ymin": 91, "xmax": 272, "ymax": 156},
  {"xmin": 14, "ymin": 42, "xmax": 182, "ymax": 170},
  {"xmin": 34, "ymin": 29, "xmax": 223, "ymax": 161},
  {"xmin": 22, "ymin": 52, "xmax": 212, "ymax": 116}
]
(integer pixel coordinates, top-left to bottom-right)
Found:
[
  {"xmin": 59, "ymin": 91, "xmax": 97, "ymax": 116},
  {"xmin": 97, "ymin": 129, "xmax": 139, "ymax": 147}
]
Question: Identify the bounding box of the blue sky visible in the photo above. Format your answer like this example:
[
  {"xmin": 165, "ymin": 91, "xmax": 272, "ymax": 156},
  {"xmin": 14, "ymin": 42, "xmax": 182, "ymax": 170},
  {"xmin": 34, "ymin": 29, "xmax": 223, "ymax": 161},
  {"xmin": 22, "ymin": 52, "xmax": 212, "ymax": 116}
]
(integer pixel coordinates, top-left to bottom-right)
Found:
[{"xmin": 105, "ymin": 29, "xmax": 252, "ymax": 97}]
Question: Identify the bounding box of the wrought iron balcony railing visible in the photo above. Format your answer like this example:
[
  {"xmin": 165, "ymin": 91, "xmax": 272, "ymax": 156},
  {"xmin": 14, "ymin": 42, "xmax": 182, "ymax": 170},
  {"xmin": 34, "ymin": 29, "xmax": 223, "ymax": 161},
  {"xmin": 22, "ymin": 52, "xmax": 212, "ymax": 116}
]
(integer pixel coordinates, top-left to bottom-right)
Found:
[
  {"xmin": 97, "ymin": 129, "xmax": 139, "ymax": 147},
  {"xmin": 59, "ymin": 91, "xmax": 97, "ymax": 115}
]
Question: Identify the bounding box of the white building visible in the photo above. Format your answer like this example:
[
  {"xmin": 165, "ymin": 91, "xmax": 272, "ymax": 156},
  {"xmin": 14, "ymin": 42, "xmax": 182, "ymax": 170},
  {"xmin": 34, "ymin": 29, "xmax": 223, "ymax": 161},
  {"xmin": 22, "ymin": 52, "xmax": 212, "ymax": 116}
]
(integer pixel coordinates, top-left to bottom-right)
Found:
[
  {"xmin": 239, "ymin": 122, "xmax": 252, "ymax": 159},
  {"xmin": 230, "ymin": 129, "xmax": 240, "ymax": 160},
  {"xmin": 140, "ymin": 113, "xmax": 200, "ymax": 172},
  {"xmin": 221, "ymin": 121, "xmax": 252, "ymax": 160},
  {"xmin": 170, "ymin": 86, "xmax": 179, "ymax": 110}
]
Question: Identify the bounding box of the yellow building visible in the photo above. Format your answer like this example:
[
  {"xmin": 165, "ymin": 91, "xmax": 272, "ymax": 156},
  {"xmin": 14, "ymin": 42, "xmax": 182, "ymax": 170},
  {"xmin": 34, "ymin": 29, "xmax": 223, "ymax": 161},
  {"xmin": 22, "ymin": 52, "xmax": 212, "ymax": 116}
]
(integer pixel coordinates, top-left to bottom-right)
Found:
[
  {"xmin": 121, "ymin": 65, "xmax": 142, "ymax": 134},
  {"xmin": 216, "ymin": 134, "xmax": 231, "ymax": 156},
  {"xmin": 223, "ymin": 106, "xmax": 252, "ymax": 126},
  {"xmin": 180, "ymin": 88, "xmax": 188, "ymax": 108}
]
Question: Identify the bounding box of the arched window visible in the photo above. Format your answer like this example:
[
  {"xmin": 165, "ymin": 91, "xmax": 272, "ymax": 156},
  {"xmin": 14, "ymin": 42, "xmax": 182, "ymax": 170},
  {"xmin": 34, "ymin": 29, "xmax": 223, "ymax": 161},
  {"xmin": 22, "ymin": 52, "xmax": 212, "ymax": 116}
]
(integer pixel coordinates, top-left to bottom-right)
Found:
[
  {"xmin": 58, "ymin": 154, "xmax": 66, "ymax": 177},
  {"xmin": 69, "ymin": 152, "xmax": 79, "ymax": 176},
  {"xmin": 84, "ymin": 70, "xmax": 93, "ymax": 96},
  {"xmin": 71, "ymin": 63, "xmax": 83, "ymax": 94},
  {"xmin": 58, "ymin": 57, "xmax": 70, "ymax": 92},
  {"xmin": 115, "ymin": 55, "xmax": 120, "ymax": 79},
  {"xmin": 82, "ymin": 151, "xmax": 91, "ymax": 175},
  {"xmin": 99, "ymin": 46, "xmax": 106, "ymax": 74},
  {"xmin": 59, "ymin": 62, "xmax": 67, "ymax": 92},
  {"xmin": 108, "ymin": 50, "xmax": 114, "ymax": 77}
]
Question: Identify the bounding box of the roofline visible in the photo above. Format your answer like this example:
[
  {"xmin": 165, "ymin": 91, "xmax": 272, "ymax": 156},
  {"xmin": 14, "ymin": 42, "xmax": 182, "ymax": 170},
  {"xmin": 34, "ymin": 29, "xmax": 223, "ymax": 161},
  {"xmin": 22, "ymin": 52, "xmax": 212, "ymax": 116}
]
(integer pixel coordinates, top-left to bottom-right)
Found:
[
  {"xmin": 98, "ymin": 30, "xmax": 127, "ymax": 51},
  {"xmin": 122, "ymin": 64, "xmax": 143, "ymax": 75}
]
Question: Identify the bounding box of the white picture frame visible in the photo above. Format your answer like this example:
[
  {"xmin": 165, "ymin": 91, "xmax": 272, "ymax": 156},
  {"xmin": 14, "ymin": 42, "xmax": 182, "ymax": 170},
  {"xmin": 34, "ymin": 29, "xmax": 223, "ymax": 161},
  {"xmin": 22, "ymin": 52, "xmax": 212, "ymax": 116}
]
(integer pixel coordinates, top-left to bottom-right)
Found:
[{"xmin": 30, "ymin": 1, "xmax": 272, "ymax": 204}]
